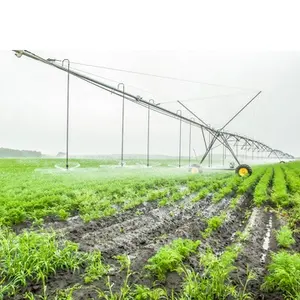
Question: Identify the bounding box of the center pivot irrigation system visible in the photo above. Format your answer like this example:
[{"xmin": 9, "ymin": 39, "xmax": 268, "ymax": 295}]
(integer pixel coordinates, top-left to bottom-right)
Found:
[{"xmin": 13, "ymin": 50, "xmax": 294, "ymax": 177}]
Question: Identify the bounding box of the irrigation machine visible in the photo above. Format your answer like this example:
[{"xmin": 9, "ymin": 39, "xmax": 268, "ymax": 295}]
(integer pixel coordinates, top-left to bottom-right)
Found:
[{"xmin": 13, "ymin": 50, "xmax": 294, "ymax": 176}]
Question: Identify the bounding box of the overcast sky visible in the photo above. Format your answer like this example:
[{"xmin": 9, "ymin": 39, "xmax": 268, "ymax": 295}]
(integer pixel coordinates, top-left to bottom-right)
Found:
[
  {"xmin": 2, "ymin": 0, "xmax": 300, "ymax": 157},
  {"xmin": 1, "ymin": 50, "xmax": 299, "ymax": 157}
]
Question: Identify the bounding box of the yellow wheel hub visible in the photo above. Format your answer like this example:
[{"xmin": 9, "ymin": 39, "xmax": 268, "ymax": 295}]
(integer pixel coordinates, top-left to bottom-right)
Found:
[
  {"xmin": 238, "ymin": 167, "xmax": 249, "ymax": 177},
  {"xmin": 191, "ymin": 167, "xmax": 199, "ymax": 174}
]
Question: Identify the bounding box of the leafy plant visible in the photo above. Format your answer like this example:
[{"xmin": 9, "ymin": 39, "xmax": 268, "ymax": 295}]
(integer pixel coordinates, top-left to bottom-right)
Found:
[
  {"xmin": 54, "ymin": 283, "xmax": 82, "ymax": 300},
  {"xmin": 133, "ymin": 285, "xmax": 168, "ymax": 300},
  {"xmin": 237, "ymin": 266, "xmax": 257, "ymax": 300},
  {"xmin": 84, "ymin": 251, "xmax": 109, "ymax": 283},
  {"xmin": 276, "ymin": 225, "xmax": 295, "ymax": 248},
  {"xmin": 96, "ymin": 255, "xmax": 133, "ymax": 300},
  {"xmin": 253, "ymin": 167, "xmax": 273, "ymax": 206},
  {"xmin": 0, "ymin": 228, "xmax": 84, "ymax": 297},
  {"xmin": 202, "ymin": 213, "xmax": 226, "ymax": 238},
  {"xmin": 179, "ymin": 245, "xmax": 242, "ymax": 299},
  {"xmin": 237, "ymin": 167, "xmax": 265, "ymax": 194},
  {"xmin": 213, "ymin": 175, "xmax": 242, "ymax": 203},
  {"xmin": 283, "ymin": 167, "xmax": 300, "ymax": 195},
  {"xmin": 262, "ymin": 251, "xmax": 300, "ymax": 298},
  {"xmin": 145, "ymin": 239, "xmax": 200, "ymax": 280},
  {"xmin": 271, "ymin": 166, "xmax": 289, "ymax": 206}
]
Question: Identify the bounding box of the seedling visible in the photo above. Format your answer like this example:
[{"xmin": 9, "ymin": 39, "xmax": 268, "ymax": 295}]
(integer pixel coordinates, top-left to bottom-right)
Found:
[{"xmin": 202, "ymin": 213, "xmax": 226, "ymax": 238}]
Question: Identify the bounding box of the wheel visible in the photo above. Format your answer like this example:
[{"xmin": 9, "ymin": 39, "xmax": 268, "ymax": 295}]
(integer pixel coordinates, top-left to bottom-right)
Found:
[
  {"xmin": 189, "ymin": 164, "xmax": 202, "ymax": 174},
  {"xmin": 235, "ymin": 164, "xmax": 252, "ymax": 177},
  {"xmin": 280, "ymin": 161, "xmax": 286, "ymax": 164}
]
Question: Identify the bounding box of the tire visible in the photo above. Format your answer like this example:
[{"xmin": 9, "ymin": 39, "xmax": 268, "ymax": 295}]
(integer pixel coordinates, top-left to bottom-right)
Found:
[
  {"xmin": 280, "ymin": 161, "xmax": 286, "ymax": 164},
  {"xmin": 189, "ymin": 164, "xmax": 202, "ymax": 174},
  {"xmin": 235, "ymin": 164, "xmax": 252, "ymax": 177}
]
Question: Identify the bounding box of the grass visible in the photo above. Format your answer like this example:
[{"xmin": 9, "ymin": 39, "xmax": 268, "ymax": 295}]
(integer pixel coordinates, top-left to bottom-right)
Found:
[
  {"xmin": 0, "ymin": 227, "xmax": 110, "ymax": 298},
  {"xmin": 84, "ymin": 251, "xmax": 110, "ymax": 283},
  {"xmin": 0, "ymin": 228, "xmax": 84, "ymax": 297}
]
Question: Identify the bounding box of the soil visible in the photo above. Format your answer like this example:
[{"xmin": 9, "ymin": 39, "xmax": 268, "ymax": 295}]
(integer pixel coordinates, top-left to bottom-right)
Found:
[
  {"xmin": 230, "ymin": 207, "xmax": 282, "ymax": 300},
  {"xmin": 8, "ymin": 192, "xmax": 287, "ymax": 300}
]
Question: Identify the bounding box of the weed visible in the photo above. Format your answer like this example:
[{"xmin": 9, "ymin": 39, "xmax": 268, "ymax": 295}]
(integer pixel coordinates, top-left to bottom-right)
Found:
[
  {"xmin": 237, "ymin": 266, "xmax": 257, "ymax": 300},
  {"xmin": 0, "ymin": 228, "xmax": 84, "ymax": 297},
  {"xmin": 96, "ymin": 255, "xmax": 133, "ymax": 299},
  {"xmin": 84, "ymin": 251, "xmax": 109, "ymax": 283},
  {"xmin": 229, "ymin": 196, "xmax": 240, "ymax": 209},
  {"xmin": 133, "ymin": 285, "xmax": 168, "ymax": 300},
  {"xmin": 135, "ymin": 210, "xmax": 144, "ymax": 216},
  {"xmin": 54, "ymin": 283, "xmax": 82, "ymax": 300},
  {"xmin": 235, "ymin": 230, "xmax": 249, "ymax": 242}
]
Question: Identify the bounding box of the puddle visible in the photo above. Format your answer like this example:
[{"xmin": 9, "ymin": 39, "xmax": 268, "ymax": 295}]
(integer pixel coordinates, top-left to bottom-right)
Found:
[{"xmin": 260, "ymin": 215, "xmax": 273, "ymax": 263}]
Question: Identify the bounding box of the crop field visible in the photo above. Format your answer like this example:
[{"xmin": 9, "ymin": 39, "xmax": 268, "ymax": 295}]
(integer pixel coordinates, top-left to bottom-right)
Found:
[{"xmin": 1, "ymin": 158, "xmax": 300, "ymax": 299}]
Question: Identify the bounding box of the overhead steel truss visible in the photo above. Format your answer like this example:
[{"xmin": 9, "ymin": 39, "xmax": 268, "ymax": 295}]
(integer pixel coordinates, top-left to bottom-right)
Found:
[{"xmin": 13, "ymin": 50, "xmax": 294, "ymax": 166}]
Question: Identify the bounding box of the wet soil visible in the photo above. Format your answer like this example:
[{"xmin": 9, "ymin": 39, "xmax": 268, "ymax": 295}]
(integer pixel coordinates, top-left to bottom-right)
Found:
[
  {"xmin": 231, "ymin": 207, "xmax": 282, "ymax": 300},
  {"xmin": 8, "ymin": 194, "xmax": 287, "ymax": 299}
]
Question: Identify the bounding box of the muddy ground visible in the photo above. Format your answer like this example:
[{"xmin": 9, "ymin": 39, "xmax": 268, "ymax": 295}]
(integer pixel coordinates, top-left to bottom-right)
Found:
[{"xmin": 11, "ymin": 191, "xmax": 284, "ymax": 299}]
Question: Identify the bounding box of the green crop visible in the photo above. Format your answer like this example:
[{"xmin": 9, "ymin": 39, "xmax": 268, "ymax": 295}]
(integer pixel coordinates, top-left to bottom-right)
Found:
[
  {"xmin": 2, "ymin": 159, "xmax": 300, "ymax": 298},
  {"xmin": 84, "ymin": 251, "xmax": 109, "ymax": 283},
  {"xmin": 237, "ymin": 166, "xmax": 266, "ymax": 194},
  {"xmin": 179, "ymin": 244, "xmax": 244, "ymax": 299},
  {"xmin": 253, "ymin": 167, "xmax": 273, "ymax": 206},
  {"xmin": 213, "ymin": 175, "xmax": 243, "ymax": 203},
  {"xmin": 133, "ymin": 285, "xmax": 168, "ymax": 300},
  {"xmin": 0, "ymin": 158, "xmax": 211, "ymax": 226},
  {"xmin": 276, "ymin": 225, "xmax": 295, "ymax": 248},
  {"xmin": 145, "ymin": 238, "xmax": 200, "ymax": 280},
  {"xmin": 202, "ymin": 213, "xmax": 227, "ymax": 238},
  {"xmin": 192, "ymin": 176, "xmax": 231, "ymax": 202},
  {"xmin": 271, "ymin": 166, "xmax": 289, "ymax": 206},
  {"xmin": 283, "ymin": 166, "xmax": 300, "ymax": 195},
  {"xmin": 262, "ymin": 251, "xmax": 300, "ymax": 298}
]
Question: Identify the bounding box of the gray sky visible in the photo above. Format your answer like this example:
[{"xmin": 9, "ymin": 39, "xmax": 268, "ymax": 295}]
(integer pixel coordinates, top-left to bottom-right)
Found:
[{"xmin": 1, "ymin": 50, "xmax": 300, "ymax": 157}]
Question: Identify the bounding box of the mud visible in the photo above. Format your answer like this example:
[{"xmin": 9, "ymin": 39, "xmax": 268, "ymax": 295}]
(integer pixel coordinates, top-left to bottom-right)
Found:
[
  {"xmin": 231, "ymin": 207, "xmax": 281, "ymax": 300},
  {"xmin": 8, "ymin": 193, "xmax": 286, "ymax": 299},
  {"xmin": 78, "ymin": 194, "xmax": 250, "ymax": 295}
]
